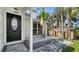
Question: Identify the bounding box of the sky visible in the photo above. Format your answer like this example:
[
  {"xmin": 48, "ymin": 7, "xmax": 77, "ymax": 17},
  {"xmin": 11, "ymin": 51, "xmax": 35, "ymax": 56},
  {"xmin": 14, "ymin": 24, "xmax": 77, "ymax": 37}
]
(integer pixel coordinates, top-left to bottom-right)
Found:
[{"xmin": 33, "ymin": 7, "xmax": 55, "ymax": 16}]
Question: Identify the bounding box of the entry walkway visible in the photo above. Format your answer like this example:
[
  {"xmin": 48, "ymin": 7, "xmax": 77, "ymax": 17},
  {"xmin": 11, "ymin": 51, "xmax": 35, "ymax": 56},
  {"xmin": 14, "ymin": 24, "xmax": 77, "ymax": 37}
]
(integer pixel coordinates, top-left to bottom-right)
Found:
[
  {"xmin": 33, "ymin": 35, "xmax": 69, "ymax": 52},
  {"xmin": 33, "ymin": 35, "xmax": 58, "ymax": 43}
]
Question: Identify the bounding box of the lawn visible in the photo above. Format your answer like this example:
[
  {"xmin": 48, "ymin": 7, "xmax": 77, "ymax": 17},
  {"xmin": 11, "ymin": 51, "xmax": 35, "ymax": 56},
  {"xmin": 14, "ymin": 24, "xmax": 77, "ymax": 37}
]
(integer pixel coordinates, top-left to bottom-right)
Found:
[{"xmin": 62, "ymin": 40, "xmax": 79, "ymax": 52}]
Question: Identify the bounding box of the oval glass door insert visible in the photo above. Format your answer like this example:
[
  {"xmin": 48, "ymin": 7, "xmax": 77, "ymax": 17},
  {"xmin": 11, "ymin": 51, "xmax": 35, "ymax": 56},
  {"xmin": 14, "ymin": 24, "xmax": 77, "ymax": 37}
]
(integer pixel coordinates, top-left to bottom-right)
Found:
[{"xmin": 11, "ymin": 17, "xmax": 18, "ymax": 31}]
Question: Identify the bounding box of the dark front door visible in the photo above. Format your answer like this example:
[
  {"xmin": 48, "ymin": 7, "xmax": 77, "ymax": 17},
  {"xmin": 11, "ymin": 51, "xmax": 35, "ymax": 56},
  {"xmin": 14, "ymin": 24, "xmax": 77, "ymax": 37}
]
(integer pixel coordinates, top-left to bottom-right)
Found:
[{"xmin": 7, "ymin": 13, "xmax": 21, "ymax": 42}]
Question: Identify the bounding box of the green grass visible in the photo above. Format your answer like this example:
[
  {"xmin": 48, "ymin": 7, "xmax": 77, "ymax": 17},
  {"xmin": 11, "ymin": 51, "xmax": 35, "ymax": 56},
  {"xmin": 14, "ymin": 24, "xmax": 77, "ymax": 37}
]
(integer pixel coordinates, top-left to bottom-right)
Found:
[{"xmin": 62, "ymin": 40, "xmax": 79, "ymax": 52}]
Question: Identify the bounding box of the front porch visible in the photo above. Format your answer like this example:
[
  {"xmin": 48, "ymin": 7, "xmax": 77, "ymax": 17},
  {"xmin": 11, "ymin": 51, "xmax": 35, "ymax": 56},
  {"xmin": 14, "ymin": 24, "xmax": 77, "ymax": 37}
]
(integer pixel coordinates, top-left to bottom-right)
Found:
[
  {"xmin": 0, "ymin": 7, "xmax": 31, "ymax": 52},
  {"xmin": 2, "ymin": 40, "xmax": 29, "ymax": 52}
]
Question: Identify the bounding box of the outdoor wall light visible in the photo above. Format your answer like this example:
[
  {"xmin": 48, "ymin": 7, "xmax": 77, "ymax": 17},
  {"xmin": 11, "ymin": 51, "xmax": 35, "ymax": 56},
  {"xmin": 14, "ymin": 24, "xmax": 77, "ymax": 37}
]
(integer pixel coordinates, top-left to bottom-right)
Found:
[{"xmin": 14, "ymin": 7, "xmax": 18, "ymax": 13}]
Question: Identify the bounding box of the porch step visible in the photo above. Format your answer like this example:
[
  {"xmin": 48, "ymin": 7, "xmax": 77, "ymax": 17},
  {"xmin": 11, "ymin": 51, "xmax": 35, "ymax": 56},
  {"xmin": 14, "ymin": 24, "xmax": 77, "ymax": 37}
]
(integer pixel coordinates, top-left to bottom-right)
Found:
[{"xmin": 2, "ymin": 42, "xmax": 29, "ymax": 52}]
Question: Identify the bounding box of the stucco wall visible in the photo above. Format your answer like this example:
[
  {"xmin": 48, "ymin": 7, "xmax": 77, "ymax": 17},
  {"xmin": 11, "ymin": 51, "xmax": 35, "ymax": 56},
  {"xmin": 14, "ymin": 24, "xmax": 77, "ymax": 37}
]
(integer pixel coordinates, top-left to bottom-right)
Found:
[{"xmin": 25, "ymin": 18, "xmax": 30, "ymax": 40}]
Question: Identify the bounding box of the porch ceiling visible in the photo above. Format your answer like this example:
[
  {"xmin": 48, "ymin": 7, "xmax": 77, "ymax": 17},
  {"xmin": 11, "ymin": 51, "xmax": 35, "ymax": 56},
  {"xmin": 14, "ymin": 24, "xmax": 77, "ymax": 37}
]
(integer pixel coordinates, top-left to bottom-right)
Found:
[{"xmin": 17, "ymin": 7, "xmax": 31, "ymax": 12}]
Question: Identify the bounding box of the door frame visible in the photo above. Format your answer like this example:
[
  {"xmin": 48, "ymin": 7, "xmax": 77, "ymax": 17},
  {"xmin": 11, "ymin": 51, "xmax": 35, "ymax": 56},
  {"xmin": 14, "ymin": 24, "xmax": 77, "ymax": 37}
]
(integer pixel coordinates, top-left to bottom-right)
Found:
[{"xmin": 4, "ymin": 12, "xmax": 23, "ymax": 45}]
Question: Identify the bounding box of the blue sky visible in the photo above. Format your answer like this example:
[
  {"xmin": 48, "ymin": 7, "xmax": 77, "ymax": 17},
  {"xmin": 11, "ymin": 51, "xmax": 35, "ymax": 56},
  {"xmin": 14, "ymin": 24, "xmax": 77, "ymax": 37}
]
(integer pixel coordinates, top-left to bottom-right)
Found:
[
  {"xmin": 33, "ymin": 7, "xmax": 55, "ymax": 16},
  {"xmin": 33, "ymin": 7, "xmax": 79, "ymax": 27}
]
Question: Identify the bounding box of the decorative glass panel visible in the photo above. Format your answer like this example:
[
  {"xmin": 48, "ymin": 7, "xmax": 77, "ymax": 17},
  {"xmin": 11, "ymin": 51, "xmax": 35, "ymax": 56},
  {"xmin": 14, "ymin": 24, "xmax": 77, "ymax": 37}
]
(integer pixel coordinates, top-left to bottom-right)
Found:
[{"xmin": 11, "ymin": 17, "xmax": 18, "ymax": 31}]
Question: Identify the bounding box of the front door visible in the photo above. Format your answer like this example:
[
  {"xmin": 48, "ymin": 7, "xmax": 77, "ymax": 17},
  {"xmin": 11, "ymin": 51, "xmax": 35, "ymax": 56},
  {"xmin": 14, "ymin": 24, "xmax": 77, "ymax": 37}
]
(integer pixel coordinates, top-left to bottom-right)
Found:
[{"xmin": 7, "ymin": 13, "xmax": 21, "ymax": 42}]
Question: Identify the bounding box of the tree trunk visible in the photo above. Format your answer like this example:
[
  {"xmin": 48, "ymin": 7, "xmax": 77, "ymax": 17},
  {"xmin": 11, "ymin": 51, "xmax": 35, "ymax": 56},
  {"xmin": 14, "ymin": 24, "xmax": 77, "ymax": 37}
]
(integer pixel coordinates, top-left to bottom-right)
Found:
[
  {"xmin": 40, "ymin": 18, "xmax": 45, "ymax": 38},
  {"xmin": 67, "ymin": 12, "xmax": 71, "ymax": 40},
  {"xmin": 42, "ymin": 23, "xmax": 45, "ymax": 38},
  {"xmin": 60, "ymin": 13, "xmax": 64, "ymax": 39},
  {"xmin": 68, "ymin": 19, "xmax": 71, "ymax": 40},
  {"xmin": 59, "ymin": 19, "xmax": 61, "ymax": 38}
]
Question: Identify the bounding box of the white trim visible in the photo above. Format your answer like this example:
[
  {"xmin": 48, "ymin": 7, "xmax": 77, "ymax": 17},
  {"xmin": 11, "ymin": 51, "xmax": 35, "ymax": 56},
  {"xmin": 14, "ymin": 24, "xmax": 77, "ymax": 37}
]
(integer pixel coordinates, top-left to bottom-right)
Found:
[
  {"xmin": 4, "ymin": 9, "xmax": 6, "ymax": 44},
  {"xmin": 4, "ymin": 11, "xmax": 23, "ymax": 44},
  {"xmin": 4, "ymin": 40, "xmax": 24, "ymax": 45},
  {"xmin": 30, "ymin": 9, "xmax": 33, "ymax": 52}
]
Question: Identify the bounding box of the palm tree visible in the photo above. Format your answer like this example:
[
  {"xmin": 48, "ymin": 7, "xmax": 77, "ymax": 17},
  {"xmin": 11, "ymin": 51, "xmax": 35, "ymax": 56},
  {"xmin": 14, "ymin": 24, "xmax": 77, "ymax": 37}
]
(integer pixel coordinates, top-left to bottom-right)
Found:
[
  {"xmin": 37, "ymin": 8, "xmax": 49, "ymax": 38},
  {"xmin": 54, "ymin": 7, "xmax": 65, "ymax": 39},
  {"xmin": 54, "ymin": 7, "xmax": 79, "ymax": 40},
  {"xmin": 65, "ymin": 7, "xmax": 79, "ymax": 40}
]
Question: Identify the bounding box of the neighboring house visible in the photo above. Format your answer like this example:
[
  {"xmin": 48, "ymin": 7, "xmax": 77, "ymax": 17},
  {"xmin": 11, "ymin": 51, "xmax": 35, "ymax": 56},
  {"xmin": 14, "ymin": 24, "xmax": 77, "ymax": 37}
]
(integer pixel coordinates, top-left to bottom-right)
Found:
[
  {"xmin": 33, "ymin": 10, "xmax": 42, "ymax": 35},
  {"xmin": 0, "ymin": 7, "xmax": 31, "ymax": 51},
  {"xmin": 33, "ymin": 20, "xmax": 42, "ymax": 35},
  {"xmin": 33, "ymin": 19, "xmax": 48, "ymax": 36},
  {"xmin": 33, "ymin": 9, "xmax": 48, "ymax": 36}
]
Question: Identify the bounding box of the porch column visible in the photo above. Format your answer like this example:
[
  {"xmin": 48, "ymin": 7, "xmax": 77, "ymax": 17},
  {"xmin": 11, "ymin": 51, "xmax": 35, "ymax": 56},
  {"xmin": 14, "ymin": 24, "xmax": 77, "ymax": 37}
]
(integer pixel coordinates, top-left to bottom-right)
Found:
[
  {"xmin": 30, "ymin": 8, "xmax": 33, "ymax": 52},
  {"xmin": 37, "ymin": 22, "xmax": 38, "ymax": 35}
]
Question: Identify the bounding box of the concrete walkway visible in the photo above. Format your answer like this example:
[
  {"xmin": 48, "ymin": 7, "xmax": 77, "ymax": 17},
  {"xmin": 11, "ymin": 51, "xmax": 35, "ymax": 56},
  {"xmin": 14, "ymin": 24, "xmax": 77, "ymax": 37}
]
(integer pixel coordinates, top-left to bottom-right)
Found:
[
  {"xmin": 33, "ymin": 35, "xmax": 58, "ymax": 43},
  {"xmin": 33, "ymin": 40, "xmax": 67, "ymax": 52},
  {"xmin": 33, "ymin": 35, "xmax": 69, "ymax": 52}
]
